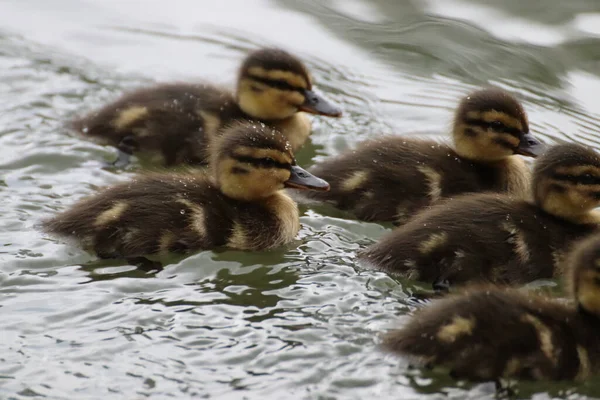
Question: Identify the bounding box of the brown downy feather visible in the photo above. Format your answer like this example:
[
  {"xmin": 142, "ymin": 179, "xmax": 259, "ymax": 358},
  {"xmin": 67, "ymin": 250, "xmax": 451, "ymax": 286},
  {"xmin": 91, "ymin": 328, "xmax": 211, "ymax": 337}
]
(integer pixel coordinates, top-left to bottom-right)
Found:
[
  {"xmin": 359, "ymin": 143, "xmax": 600, "ymax": 287},
  {"xmin": 384, "ymin": 234, "xmax": 600, "ymax": 382}
]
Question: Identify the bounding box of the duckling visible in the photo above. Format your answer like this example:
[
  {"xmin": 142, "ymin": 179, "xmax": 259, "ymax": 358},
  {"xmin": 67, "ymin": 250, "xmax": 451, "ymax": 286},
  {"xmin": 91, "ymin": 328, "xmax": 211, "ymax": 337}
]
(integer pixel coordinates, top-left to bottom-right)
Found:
[
  {"xmin": 70, "ymin": 47, "xmax": 342, "ymax": 167},
  {"xmin": 300, "ymin": 88, "xmax": 542, "ymax": 223},
  {"xmin": 43, "ymin": 122, "xmax": 330, "ymax": 261},
  {"xmin": 383, "ymin": 232, "xmax": 600, "ymax": 382},
  {"xmin": 359, "ymin": 143, "xmax": 600, "ymax": 289}
]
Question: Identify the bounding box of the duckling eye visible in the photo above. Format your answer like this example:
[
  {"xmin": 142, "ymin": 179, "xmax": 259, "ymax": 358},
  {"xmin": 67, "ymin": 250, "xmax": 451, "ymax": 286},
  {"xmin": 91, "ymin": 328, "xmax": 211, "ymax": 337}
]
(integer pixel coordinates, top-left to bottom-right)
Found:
[
  {"xmin": 262, "ymin": 157, "xmax": 277, "ymax": 167},
  {"xmin": 489, "ymin": 120, "xmax": 505, "ymax": 130},
  {"xmin": 581, "ymin": 173, "xmax": 596, "ymax": 184}
]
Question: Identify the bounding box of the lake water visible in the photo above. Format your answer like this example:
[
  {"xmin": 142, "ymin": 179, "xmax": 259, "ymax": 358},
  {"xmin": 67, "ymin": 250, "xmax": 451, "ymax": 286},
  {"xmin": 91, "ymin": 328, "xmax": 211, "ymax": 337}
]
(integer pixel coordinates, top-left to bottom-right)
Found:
[{"xmin": 2, "ymin": 0, "xmax": 600, "ymax": 398}]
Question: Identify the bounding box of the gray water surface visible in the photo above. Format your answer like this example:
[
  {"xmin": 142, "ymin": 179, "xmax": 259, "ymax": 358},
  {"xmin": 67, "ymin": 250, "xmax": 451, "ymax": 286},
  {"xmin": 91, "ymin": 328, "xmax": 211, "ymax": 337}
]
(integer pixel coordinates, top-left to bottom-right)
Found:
[{"xmin": 2, "ymin": 0, "xmax": 600, "ymax": 398}]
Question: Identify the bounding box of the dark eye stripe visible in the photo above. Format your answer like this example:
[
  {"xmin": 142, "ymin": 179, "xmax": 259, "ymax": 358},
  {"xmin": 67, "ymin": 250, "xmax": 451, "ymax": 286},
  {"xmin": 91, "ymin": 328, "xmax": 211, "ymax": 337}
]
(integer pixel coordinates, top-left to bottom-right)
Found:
[
  {"xmin": 464, "ymin": 118, "xmax": 522, "ymax": 138},
  {"xmin": 552, "ymin": 173, "xmax": 600, "ymax": 185},
  {"xmin": 233, "ymin": 155, "xmax": 290, "ymax": 169},
  {"xmin": 248, "ymin": 75, "xmax": 304, "ymax": 93},
  {"xmin": 493, "ymin": 137, "xmax": 518, "ymax": 150}
]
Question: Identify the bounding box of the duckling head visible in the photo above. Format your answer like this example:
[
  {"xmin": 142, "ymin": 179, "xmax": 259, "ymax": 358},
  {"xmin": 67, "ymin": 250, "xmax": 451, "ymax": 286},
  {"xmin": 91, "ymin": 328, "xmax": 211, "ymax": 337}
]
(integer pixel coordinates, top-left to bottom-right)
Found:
[
  {"xmin": 566, "ymin": 234, "xmax": 600, "ymax": 317},
  {"xmin": 236, "ymin": 47, "xmax": 342, "ymax": 121},
  {"xmin": 211, "ymin": 122, "xmax": 330, "ymax": 201},
  {"xmin": 452, "ymin": 88, "xmax": 543, "ymax": 162},
  {"xmin": 533, "ymin": 143, "xmax": 600, "ymax": 223}
]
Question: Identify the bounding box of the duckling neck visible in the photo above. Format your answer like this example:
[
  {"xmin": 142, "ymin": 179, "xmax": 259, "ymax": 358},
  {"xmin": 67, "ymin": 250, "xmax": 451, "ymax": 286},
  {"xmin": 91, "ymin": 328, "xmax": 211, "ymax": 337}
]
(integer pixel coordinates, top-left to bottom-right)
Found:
[
  {"xmin": 267, "ymin": 113, "xmax": 312, "ymax": 152},
  {"xmin": 262, "ymin": 192, "xmax": 301, "ymax": 243}
]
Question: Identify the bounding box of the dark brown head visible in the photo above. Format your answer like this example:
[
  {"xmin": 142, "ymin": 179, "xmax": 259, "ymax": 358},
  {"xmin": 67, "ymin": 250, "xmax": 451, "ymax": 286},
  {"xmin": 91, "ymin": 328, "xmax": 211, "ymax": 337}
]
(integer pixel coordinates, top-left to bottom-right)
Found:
[
  {"xmin": 533, "ymin": 143, "xmax": 600, "ymax": 222},
  {"xmin": 566, "ymin": 234, "xmax": 600, "ymax": 316},
  {"xmin": 211, "ymin": 121, "xmax": 329, "ymax": 201},
  {"xmin": 452, "ymin": 88, "xmax": 543, "ymax": 161},
  {"xmin": 236, "ymin": 48, "xmax": 342, "ymax": 120}
]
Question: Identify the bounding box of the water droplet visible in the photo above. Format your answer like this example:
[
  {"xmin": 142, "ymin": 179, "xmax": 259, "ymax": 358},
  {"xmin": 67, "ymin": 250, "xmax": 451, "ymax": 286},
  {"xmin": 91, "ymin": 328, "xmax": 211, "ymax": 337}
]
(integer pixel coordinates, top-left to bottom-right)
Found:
[{"xmin": 180, "ymin": 209, "xmax": 186, "ymax": 215}]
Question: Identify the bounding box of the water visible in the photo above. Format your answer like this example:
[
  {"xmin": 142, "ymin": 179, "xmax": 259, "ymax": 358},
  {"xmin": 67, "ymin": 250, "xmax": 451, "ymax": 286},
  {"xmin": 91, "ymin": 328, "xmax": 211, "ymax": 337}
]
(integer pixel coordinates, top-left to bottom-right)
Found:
[{"xmin": 2, "ymin": 0, "xmax": 600, "ymax": 398}]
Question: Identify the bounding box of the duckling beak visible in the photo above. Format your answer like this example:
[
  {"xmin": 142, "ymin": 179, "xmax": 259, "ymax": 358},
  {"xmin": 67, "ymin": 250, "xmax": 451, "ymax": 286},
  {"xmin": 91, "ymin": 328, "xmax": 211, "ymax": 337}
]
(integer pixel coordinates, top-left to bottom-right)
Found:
[
  {"xmin": 515, "ymin": 132, "xmax": 545, "ymax": 158},
  {"xmin": 299, "ymin": 90, "xmax": 342, "ymax": 117},
  {"xmin": 285, "ymin": 165, "xmax": 330, "ymax": 191}
]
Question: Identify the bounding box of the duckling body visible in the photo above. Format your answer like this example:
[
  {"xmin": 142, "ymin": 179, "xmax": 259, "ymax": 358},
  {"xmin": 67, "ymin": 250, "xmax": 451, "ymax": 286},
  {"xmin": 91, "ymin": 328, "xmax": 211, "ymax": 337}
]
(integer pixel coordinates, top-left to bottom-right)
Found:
[
  {"xmin": 43, "ymin": 122, "xmax": 330, "ymax": 258},
  {"xmin": 302, "ymin": 88, "xmax": 542, "ymax": 223},
  {"xmin": 384, "ymin": 233, "xmax": 600, "ymax": 382},
  {"xmin": 71, "ymin": 48, "xmax": 341, "ymax": 167},
  {"xmin": 359, "ymin": 144, "xmax": 600, "ymax": 288}
]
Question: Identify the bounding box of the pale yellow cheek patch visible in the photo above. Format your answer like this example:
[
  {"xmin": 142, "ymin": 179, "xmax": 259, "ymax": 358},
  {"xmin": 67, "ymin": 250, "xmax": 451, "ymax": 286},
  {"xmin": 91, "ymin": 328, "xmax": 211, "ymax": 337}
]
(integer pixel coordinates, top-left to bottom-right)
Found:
[
  {"xmin": 341, "ymin": 170, "xmax": 369, "ymax": 192},
  {"xmin": 437, "ymin": 316, "xmax": 475, "ymax": 343},
  {"xmin": 94, "ymin": 202, "xmax": 129, "ymax": 227},
  {"xmin": 419, "ymin": 232, "xmax": 448, "ymax": 255},
  {"xmin": 247, "ymin": 67, "xmax": 309, "ymax": 89},
  {"xmin": 112, "ymin": 106, "xmax": 149, "ymax": 130},
  {"xmin": 417, "ymin": 166, "xmax": 442, "ymax": 201}
]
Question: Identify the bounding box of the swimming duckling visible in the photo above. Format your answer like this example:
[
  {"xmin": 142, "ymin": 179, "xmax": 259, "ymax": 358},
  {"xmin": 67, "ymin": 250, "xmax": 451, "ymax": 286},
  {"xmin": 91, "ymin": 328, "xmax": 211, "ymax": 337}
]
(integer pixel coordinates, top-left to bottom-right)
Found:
[
  {"xmin": 70, "ymin": 47, "xmax": 342, "ymax": 167},
  {"xmin": 359, "ymin": 143, "xmax": 600, "ymax": 289},
  {"xmin": 300, "ymin": 88, "xmax": 542, "ymax": 223},
  {"xmin": 43, "ymin": 122, "xmax": 330, "ymax": 261},
  {"xmin": 383, "ymin": 232, "xmax": 600, "ymax": 382}
]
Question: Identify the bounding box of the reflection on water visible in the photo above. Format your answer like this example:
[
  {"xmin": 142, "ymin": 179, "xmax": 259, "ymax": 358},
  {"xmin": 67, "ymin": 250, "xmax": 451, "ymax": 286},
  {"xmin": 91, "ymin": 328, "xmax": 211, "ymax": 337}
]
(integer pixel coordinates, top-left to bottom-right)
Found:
[{"xmin": 2, "ymin": 0, "xmax": 600, "ymax": 398}]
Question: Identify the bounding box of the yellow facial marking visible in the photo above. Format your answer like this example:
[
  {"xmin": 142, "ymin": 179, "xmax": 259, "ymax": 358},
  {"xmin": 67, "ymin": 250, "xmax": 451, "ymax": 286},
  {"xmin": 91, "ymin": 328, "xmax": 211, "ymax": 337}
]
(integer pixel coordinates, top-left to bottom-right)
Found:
[
  {"xmin": 501, "ymin": 222, "xmax": 530, "ymax": 263},
  {"xmin": 227, "ymin": 221, "xmax": 249, "ymax": 250},
  {"xmin": 521, "ymin": 314, "xmax": 556, "ymax": 365},
  {"xmin": 341, "ymin": 170, "xmax": 369, "ymax": 192},
  {"xmin": 238, "ymin": 79, "xmax": 301, "ymax": 120},
  {"xmin": 481, "ymin": 110, "xmax": 523, "ymax": 131},
  {"xmin": 436, "ymin": 316, "xmax": 475, "ymax": 343},
  {"xmin": 417, "ymin": 166, "xmax": 442, "ymax": 201},
  {"xmin": 576, "ymin": 345, "xmax": 591, "ymax": 380},
  {"xmin": 94, "ymin": 202, "xmax": 128, "ymax": 227},
  {"xmin": 197, "ymin": 111, "xmax": 221, "ymax": 141},
  {"xmin": 112, "ymin": 106, "xmax": 149, "ymax": 130},
  {"xmin": 247, "ymin": 66, "xmax": 309, "ymax": 89},
  {"xmin": 271, "ymin": 113, "xmax": 311, "ymax": 151},
  {"xmin": 218, "ymin": 158, "xmax": 290, "ymax": 201},
  {"xmin": 419, "ymin": 232, "xmax": 448, "ymax": 255},
  {"xmin": 177, "ymin": 199, "xmax": 206, "ymax": 237},
  {"xmin": 233, "ymin": 147, "xmax": 292, "ymax": 165}
]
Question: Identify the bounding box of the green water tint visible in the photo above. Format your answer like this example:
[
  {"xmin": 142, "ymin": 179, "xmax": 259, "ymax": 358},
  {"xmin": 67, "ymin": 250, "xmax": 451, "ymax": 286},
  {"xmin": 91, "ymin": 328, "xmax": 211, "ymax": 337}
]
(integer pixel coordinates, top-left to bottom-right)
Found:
[{"xmin": 2, "ymin": 0, "xmax": 600, "ymax": 398}]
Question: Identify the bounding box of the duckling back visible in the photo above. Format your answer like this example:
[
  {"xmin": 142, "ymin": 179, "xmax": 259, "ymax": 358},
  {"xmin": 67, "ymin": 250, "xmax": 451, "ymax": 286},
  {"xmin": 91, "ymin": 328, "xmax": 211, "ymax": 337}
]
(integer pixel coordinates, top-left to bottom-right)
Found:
[
  {"xmin": 384, "ymin": 286, "xmax": 595, "ymax": 381},
  {"xmin": 304, "ymin": 137, "xmax": 529, "ymax": 223},
  {"xmin": 71, "ymin": 83, "xmax": 244, "ymax": 166}
]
